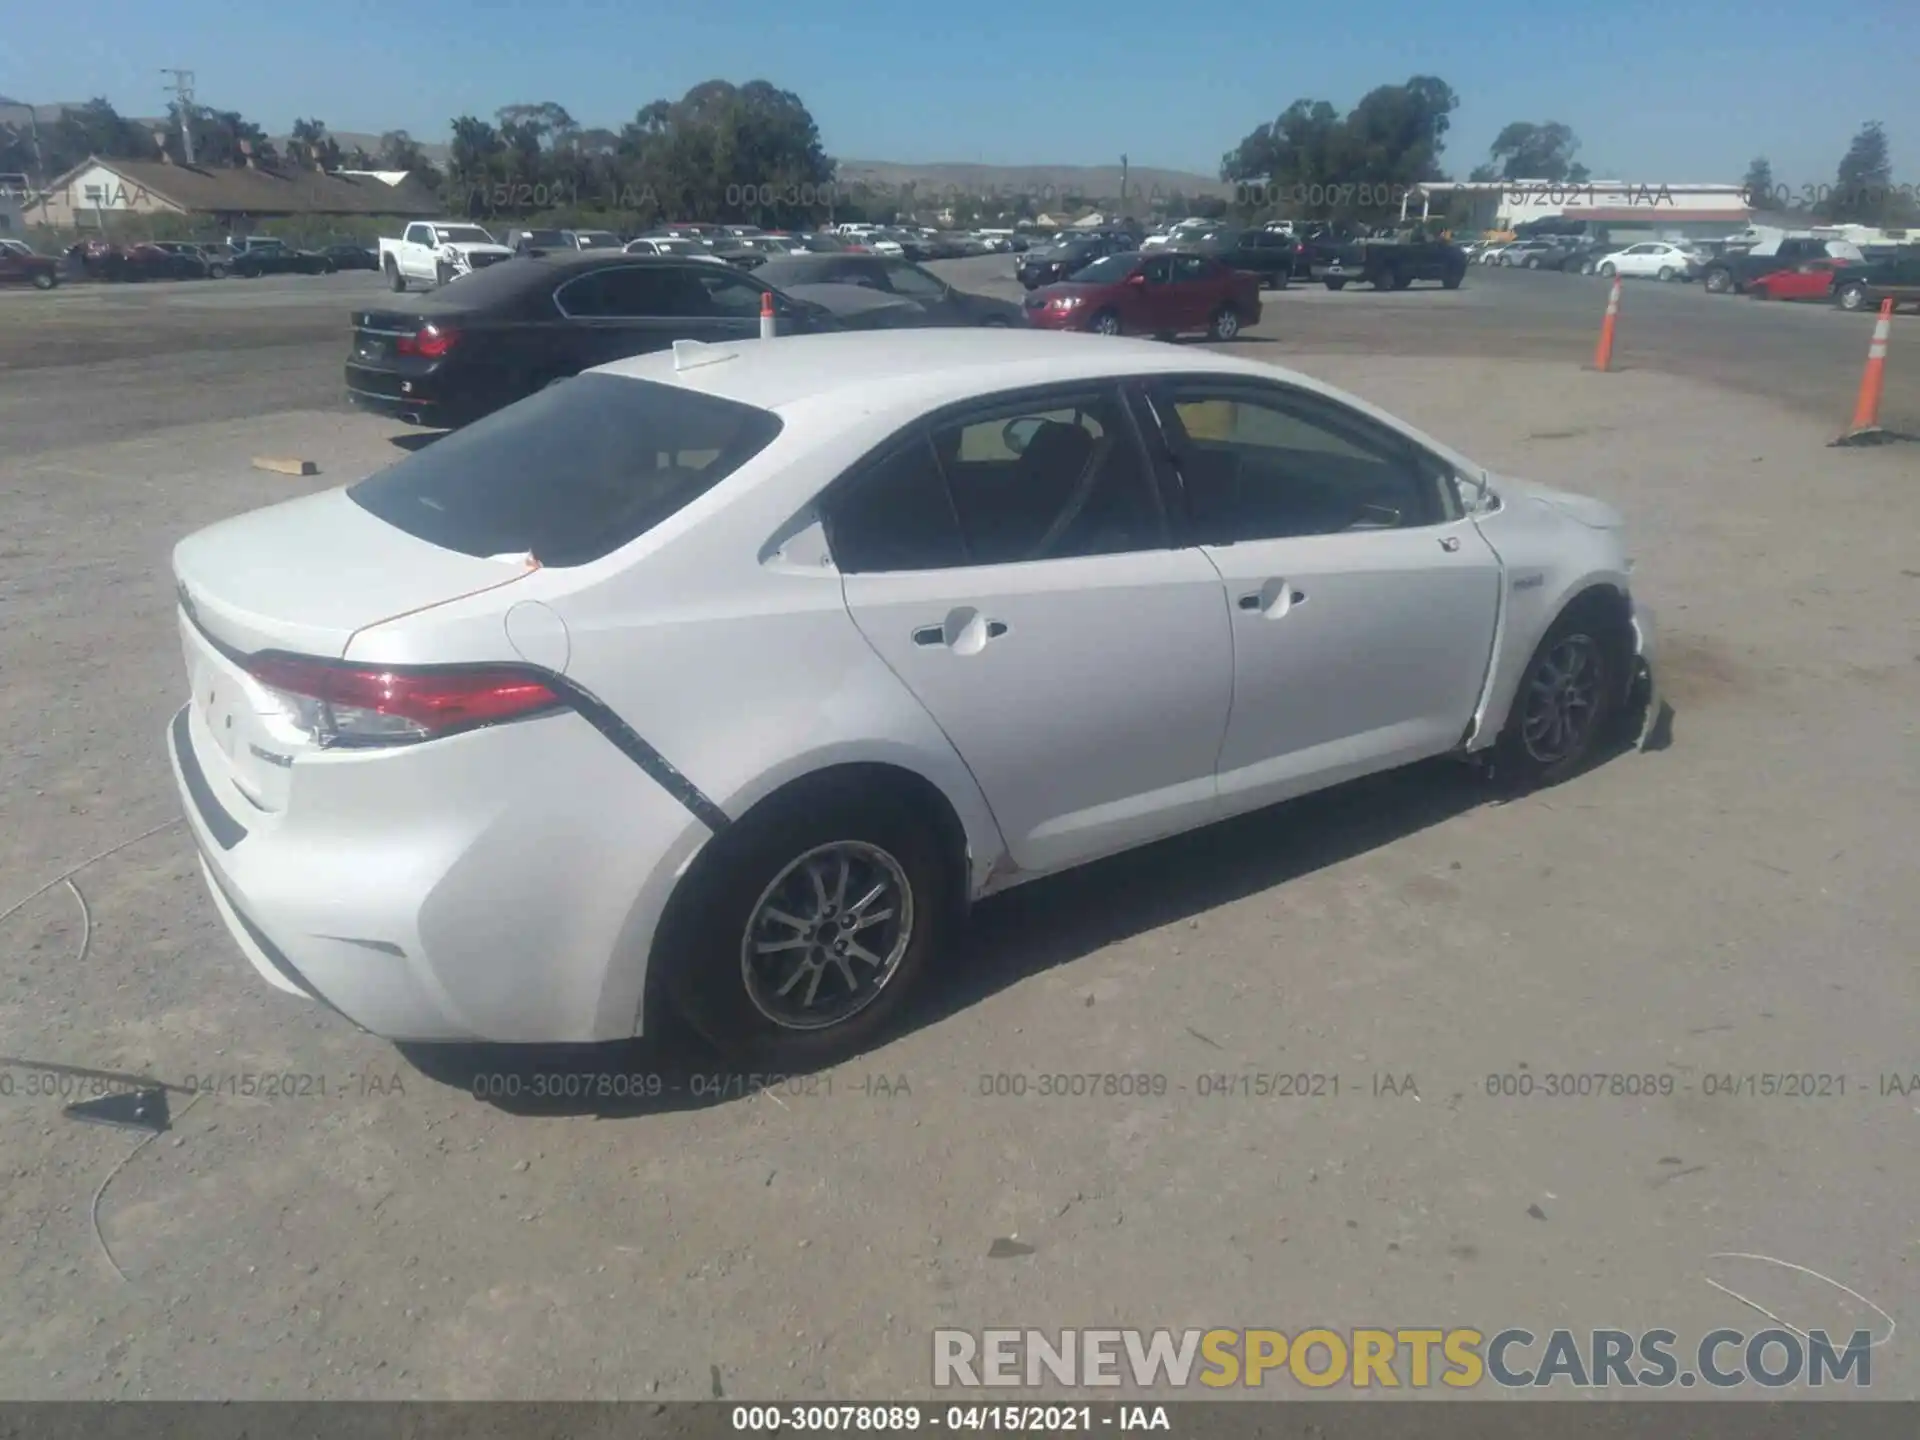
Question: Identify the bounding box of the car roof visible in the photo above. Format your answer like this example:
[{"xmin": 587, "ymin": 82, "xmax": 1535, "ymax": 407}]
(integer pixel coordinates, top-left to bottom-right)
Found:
[
  {"xmin": 412, "ymin": 252, "xmax": 724, "ymax": 310},
  {"xmin": 593, "ymin": 329, "xmax": 1292, "ymax": 416}
]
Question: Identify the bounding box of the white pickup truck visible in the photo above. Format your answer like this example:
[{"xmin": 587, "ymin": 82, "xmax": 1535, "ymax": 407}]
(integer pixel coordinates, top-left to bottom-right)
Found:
[{"xmin": 377, "ymin": 221, "xmax": 514, "ymax": 291}]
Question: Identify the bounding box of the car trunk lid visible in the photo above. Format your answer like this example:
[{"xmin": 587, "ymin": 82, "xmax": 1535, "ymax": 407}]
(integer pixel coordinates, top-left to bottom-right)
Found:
[{"xmin": 173, "ymin": 488, "xmax": 539, "ymax": 815}]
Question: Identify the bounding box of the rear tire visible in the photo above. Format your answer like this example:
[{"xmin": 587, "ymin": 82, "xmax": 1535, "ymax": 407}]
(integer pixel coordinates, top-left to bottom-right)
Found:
[
  {"xmin": 1525, "ymin": 256, "xmax": 1541, "ymax": 269},
  {"xmin": 1208, "ymin": 305, "xmax": 1241, "ymax": 340},
  {"xmin": 662, "ymin": 790, "xmax": 951, "ymax": 1070},
  {"xmin": 1441, "ymin": 269, "xmax": 1463, "ymax": 290},
  {"xmin": 1598, "ymin": 261, "xmax": 1617, "ymax": 278},
  {"xmin": 1836, "ymin": 282, "xmax": 1868, "ymax": 312},
  {"xmin": 207, "ymin": 263, "xmax": 228, "ymax": 279},
  {"xmin": 31, "ymin": 272, "xmax": 55, "ymax": 290},
  {"xmin": 1392, "ymin": 270, "xmax": 1413, "ymax": 290},
  {"xmin": 1372, "ymin": 269, "xmax": 1397, "ymax": 291},
  {"xmin": 1657, "ymin": 266, "xmax": 1675, "ymax": 282},
  {"xmin": 1703, "ymin": 268, "xmax": 1732, "ymax": 294},
  {"xmin": 1325, "ymin": 279, "xmax": 1347, "ymax": 291},
  {"xmin": 386, "ymin": 261, "xmax": 406, "ymax": 293}
]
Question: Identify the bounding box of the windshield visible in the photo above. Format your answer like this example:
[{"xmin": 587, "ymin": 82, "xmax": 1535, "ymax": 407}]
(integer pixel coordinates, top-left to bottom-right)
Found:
[
  {"xmin": 433, "ymin": 226, "xmax": 496, "ymax": 245},
  {"xmin": 522, "ymin": 230, "xmax": 566, "ymax": 246},
  {"xmin": 656, "ymin": 239, "xmax": 699, "ymax": 254},
  {"xmin": 1069, "ymin": 253, "xmax": 1139, "ymax": 283},
  {"xmin": 574, "ymin": 232, "xmax": 619, "ymax": 248},
  {"xmin": 348, "ymin": 374, "xmax": 784, "ymax": 567}
]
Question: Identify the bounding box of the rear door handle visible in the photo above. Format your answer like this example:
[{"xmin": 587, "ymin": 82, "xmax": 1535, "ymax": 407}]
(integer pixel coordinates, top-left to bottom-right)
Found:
[
  {"xmin": 1238, "ymin": 585, "xmax": 1306, "ymax": 614},
  {"xmin": 912, "ymin": 625, "xmax": 944, "ymax": 646}
]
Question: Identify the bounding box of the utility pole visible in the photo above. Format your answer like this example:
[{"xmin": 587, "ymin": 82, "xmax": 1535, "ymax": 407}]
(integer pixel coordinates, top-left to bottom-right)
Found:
[
  {"xmin": 1, "ymin": 102, "xmax": 45, "ymax": 188},
  {"xmin": 160, "ymin": 69, "xmax": 196, "ymax": 164},
  {"xmin": 1119, "ymin": 153, "xmax": 1129, "ymax": 210}
]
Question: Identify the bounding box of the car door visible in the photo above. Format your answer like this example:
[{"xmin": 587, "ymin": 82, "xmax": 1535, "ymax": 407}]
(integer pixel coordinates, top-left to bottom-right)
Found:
[
  {"xmin": 1128, "ymin": 253, "xmax": 1178, "ymax": 329},
  {"xmin": 553, "ymin": 264, "xmax": 730, "ymax": 369},
  {"xmin": 1167, "ymin": 254, "xmax": 1219, "ymax": 328},
  {"xmin": 1621, "ymin": 243, "xmax": 1662, "ymax": 277},
  {"xmin": 827, "ymin": 383, "xmax": 1234, "ymax": 875},
  {"xmin": 1139, "ymin": 379, "xmax": 1502, "ymax": 807}
]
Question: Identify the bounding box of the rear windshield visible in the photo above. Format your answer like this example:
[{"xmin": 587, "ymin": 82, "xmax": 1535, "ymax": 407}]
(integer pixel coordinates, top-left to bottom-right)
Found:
[{"xmin": 347, "ymin": 374, "xmax": 784, "ymax": 567}]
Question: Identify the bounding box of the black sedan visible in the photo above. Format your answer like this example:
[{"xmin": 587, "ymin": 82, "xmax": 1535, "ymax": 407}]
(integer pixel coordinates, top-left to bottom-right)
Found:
[
  {"xmin": 232, "ymin": 244, "xmax": 336, "ymax": 277},
  {"xmin": 344, "ymin": 253, "xmax": 844, "ymax": 429},
  {"xmin": 319, "ymin": 243, "xmax": 380, "ymax": 271},
  {"xmin": 1016, "ymin": 235, "xmax": 1128, "ymax": 289},
  {"xmin": 750, "ymin": 253, "xmax": 1024, "ymax": 326}
]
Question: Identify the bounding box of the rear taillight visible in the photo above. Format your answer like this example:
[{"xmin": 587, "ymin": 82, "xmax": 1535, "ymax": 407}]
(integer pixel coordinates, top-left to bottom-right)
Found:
[
  {"xmin": 244, "ymin": 655, "xmax": 561, "ymax": 748},
  {"xmin": 396, "ymin": 322, "xmax": 460, "ymax": 359}
]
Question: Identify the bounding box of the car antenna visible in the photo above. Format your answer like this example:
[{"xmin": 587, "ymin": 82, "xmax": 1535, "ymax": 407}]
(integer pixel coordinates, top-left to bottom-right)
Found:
[{"xmin": 672, "ymin": 339, "xmax": 738, "ymax": 372}]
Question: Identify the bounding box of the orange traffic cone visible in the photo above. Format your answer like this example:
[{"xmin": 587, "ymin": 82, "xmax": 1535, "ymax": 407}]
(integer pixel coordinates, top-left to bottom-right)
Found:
[
  {"xmin": 1833, "ymin": 298, "xmax": 1894, "ymax": 446},
  {"xmin": 1590, "ymin": 276, "xmax": 1622, "ymax": 371},
  {"xmin": 759, "ymin": 289, "xmax": 777, "ymax": 341}
]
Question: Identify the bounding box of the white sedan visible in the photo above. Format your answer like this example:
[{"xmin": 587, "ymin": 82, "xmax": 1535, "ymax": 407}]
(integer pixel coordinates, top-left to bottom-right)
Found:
[
  {"xmin": 623, "ymin": 237, "xmax": 727, "ymax": 264},
  {"xmin": 168, "ymin": 330, "xmax": 1658, "ymax": 1066},
  {"xmin": 1593, "ymin": 242, "xmax": 1700, "ymax": 281}
]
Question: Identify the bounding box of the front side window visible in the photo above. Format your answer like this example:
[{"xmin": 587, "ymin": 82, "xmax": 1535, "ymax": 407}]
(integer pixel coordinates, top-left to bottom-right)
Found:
[{"xmin": 1152, "ymin": 384, "xmax": 1445, "ymax": 541}]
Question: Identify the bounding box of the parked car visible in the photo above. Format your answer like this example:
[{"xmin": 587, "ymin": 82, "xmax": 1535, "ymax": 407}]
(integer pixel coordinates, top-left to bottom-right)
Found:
[
  {"xmin": 232, "ymin": 241, "xmax": 335, "ymax": 277},
  {"xmin": 1023, "ymin": 250, "xmax": 1262, "ymax": 340},
  {"xmin": 319, "ymin": 242, "xmax": 379, "ymax": 272},
  {"xmin": 1016, "ymin": 235, "xmax": 1128, "ymax": 289},
  {"xmin": 0, "ymin": 237, "xmax": 61, "ymax": 289},
  {"xmin": 1177, "ymin": 227, "xmax": 1298, "ymax": 289},
  {"xmin": 1590, "ymin": 242, "xmax": 1700, "ymax": 282},
  {"xmin": 344, "ymin": 252, "xmax": 843, "ymax": 428},
  {"xmin": 624, "ymin": 236, "xmax": 728, "ymax": 264},
  {"xmin": 1142, "ymin": 217, "xmax": 1217, "ymax": 251},
  {"xmin": 379, "ymin": 221, "xmax": 515, "ymax": 291},
  {"xmin": 1321, "ymin": 236, "xmax": 1468, "ymax": 291},
  {"xmin": 1493, "ymin": 239, "xmax": 1559, "ymax": 268},
  {"xmin": 751, "ymin": 253, "xmax": 1024, "ymax": 326},
  {"xmin": 171, "ymin": 327, "xmax": 1657, "ymax": 1063},
  {"xmin": 1745, "ymin": 257, "xmax": 1848, "ymax": 303},
  {"xmin": 149, "ymin": 240, "xmax": 227, "ymax": 277},
  {"xmin": 1830, "ymin": 250, "xmax": 1920, "ymax": 313},
  {"xmin": 1700, "ymin": 234, "xmax": 1864, "ymax": 295}
]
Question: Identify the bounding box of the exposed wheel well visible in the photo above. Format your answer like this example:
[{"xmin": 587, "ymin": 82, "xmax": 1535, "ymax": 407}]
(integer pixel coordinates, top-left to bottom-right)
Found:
[
  {"xmin": 642, "ymin": 762, "xmax": 975, "ymax": 1034},
  {"xmin": 1554, "ymin": 583, "xmax": 1636, "ymax": 702}
]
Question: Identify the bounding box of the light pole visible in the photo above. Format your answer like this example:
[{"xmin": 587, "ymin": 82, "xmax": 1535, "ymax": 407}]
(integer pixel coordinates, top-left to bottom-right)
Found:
[{"xmin": 161, "ymin": 69, "xmax": 196, "ymax": 164}]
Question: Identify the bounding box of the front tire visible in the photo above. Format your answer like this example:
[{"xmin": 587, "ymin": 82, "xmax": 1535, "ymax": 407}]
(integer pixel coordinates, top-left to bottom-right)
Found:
[
  {"xmin": 1325, "ymin": 279, "xmax": 1347, "ymax": 291},
  {"xmin": 207, "ymin": 263, "xmax": 228, "ymax": 279},
  {"xmin": 1494, "ymin": 606, "xmax": 1623, "ymax": 789},
  {"xmin": 32, "ymin": 272, "xmax": 55, "ymax": 290},
  {"xmin": 1372, "ymin": 269, "xmax": 1397, "ymax": 291},
  {"xmin": 1836, "ymin": 282, "xmax": 1868, "ymax": 312},
  {"xmin": 664, "ymin": 790, "xmax": 950, "ymax": 1069},
  {"xmin": 1598, "ymin": 262, "xmax": 1617, "ymax": 278},
  {"xmin": 1703, "ymin": 268, "xmax": 1732, "ymax": 294},
  {"xmin": 1089, "ymin": 309, "xmax": 1123, "ymax": 336},
  {"xmin": 1441, "ymin": 269, "xmax": 1463, "ymax": 290},
  {"xmin": 1525, "ymin": 256, "xmax": 1541, "ymax": 269},
  {"xmin": 1207, "ymin": 305, "xmax": 1242, "ymax": 340},
  {"xmin": 1657, "ymin": 266, "xmax": 1675, "ymax": 282}
]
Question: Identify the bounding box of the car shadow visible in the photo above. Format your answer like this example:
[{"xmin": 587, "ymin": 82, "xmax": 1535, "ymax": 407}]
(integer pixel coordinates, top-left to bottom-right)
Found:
[
  {"xmin": 387, "ymin": 432, "xmax": 445, "ymax": 452},
  {"xmin": 401, "ymin": 756, "xmax": 1502, "ymax": 1120}
]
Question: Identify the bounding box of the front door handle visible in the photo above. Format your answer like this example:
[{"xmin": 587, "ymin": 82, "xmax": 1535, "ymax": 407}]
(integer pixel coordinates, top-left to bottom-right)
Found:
[
  {"xmin": 912, "ymin": 625, "xmax": 944, "ymax": 646},
  {"xmin": 1238, "ymin": 585, "xmax": 1306, "ymax": 615},
  {"xmin": 912, "ymin": 614, "xmax": 1010, "ymax": 651}
]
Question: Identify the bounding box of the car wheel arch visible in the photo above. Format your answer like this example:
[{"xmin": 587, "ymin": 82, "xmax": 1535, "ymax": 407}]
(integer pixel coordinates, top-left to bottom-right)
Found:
[{"xmin": 641, "ymin": 759, "xmax": 985, "ymax": 1035}]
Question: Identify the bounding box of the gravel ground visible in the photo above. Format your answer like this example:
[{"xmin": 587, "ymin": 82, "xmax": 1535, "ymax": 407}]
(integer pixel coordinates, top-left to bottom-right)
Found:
[{"xmin": 0, "ymin": 327, "xmax": 1916, "ymax": 1401}]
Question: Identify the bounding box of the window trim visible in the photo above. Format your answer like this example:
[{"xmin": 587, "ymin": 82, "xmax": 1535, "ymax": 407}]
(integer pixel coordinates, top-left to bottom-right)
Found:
[
  {"xmin": 552, "ymin": 262, "xmax": 693, "ymax": 320},
  {"xmin": 1138, "ymin": 376, "xmax": 1460, "ymax": 540},
  {"xmin": 819, "ymin": 379, "xmax": 1173, "ymax": 575}
]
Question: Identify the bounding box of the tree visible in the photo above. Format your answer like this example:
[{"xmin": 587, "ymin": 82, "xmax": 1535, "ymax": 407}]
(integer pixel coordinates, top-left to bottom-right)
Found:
[
  {"xmin": 1220, "ymin": 78, "xmax": 1458, "ymax": 219},
  {"xmin": 288, "ymin": 118, "xmax": 342, "ymax": 170},
  {"xmin": 378, "ymin": 129, "xmax": 442, "ymax": 188},
  {"xmin": 1741, "ymin": 156, "xmax": 1775, "ymax": 209},
  {"xmin": 43, "ymin": 98, "xmax": 159, "ymax": 173},
  {"xmin": 1828, "ymin": 121, "xmax": 1894, "ymax": 223},
  {"xmin": 1482, "ymin": 121, "xmax": 1583, "ymax": 182}
]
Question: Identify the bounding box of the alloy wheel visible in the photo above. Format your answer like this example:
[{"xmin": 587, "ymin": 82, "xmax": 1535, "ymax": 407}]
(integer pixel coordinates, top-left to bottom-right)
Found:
[
  {"xmin": 1520, "ymin": 634, "xmax": 1604, "ymax": 765},
  {"xmin": 740, "ymin": 841, "xmax": 914, "ymax": 1031}
]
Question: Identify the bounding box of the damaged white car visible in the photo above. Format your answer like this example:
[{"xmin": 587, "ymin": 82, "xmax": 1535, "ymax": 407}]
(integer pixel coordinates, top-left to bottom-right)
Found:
[
  {"xmin": 167, "ymin": 330, "xmax": 1656, "ymax": 1067},
  {"xmin": 377, "ymin": 221, "xmax": 515, "ymax": 292}
]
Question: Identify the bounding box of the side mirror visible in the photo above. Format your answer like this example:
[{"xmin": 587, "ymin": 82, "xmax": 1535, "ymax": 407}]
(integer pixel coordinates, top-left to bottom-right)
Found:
[{"xmin": 1126, "ymin": 272, "xmax": 1148, "ymax": 286}]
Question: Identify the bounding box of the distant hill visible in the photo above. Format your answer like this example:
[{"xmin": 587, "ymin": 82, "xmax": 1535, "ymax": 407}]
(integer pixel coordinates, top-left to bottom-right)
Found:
[{"xmin": 833, "ymin": 159, "xmax": 1230, "ymax": 206}]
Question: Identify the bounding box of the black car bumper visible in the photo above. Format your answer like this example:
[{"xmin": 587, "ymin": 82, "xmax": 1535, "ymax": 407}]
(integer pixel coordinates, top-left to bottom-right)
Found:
[{"xmin": 344, "ymin": 362, "xmax": 470, "ymax": 426}]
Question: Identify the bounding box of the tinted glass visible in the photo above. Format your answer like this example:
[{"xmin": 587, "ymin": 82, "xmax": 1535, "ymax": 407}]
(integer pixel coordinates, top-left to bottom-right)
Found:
[
  {"xmin": 886, "ymin": 263, "xmax": 948, "ymax": 300},
  {"xmin": 691, "ymin": 269, "xmax": 772, "ymax": 316},
  {"xmin": 1171, "ymin": 255, "xmax": 1213, "ymax": 281},
  {"xmin": 826, "ymin": 438, "xmax": 969, "ymax": 573},
  {"xmin": 1070, "ymin": 253, "xmax": 1139, "ymax": 284},
  {"xmin": 932, "ymin": 392, "xmax": 1161, "ymax": 564},
  {"xmin": 557, "ymin": 265, "xmax": 682, "ymax": 317},
  {"xmin": 349, "ymin": 374, "xmax": 783, "ymax": 568},
  {"xmin": 1159, "ymin": 387, "xmax": 1439, "ymax": 541}
]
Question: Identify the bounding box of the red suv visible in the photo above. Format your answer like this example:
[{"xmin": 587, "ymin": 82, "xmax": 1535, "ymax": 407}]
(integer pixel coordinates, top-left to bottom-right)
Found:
[
  {"xmin": 0, "ymin": 239, "xmax": 61, "ymax": 289},
  {"xmin": 1022, "ymin": 250, "xmax": 1261, "ymax": 340}
]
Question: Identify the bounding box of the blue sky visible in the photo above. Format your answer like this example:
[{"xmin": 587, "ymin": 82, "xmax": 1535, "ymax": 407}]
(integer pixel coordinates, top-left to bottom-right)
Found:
[{"xmin": 2, "ymin": 2, "xmax": 1911, "ymax": 188}]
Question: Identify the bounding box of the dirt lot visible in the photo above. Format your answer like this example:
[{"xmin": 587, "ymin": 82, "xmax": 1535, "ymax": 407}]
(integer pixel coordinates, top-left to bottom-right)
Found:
[{"xmin": 1, "ymin": 276, "xmax": 1917, "ymax": 1401}]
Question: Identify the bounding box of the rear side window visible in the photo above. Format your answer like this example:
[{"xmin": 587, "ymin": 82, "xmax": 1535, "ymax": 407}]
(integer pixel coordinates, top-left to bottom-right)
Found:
[{"xmin": 347, "ymin": 374, "xmax": 783, "ymax": 567}]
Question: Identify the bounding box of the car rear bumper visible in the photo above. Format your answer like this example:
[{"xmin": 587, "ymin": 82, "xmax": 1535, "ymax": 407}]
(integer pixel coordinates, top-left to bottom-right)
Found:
[
  {"xmin": 344, "ymin": 361, "xmax": 475, "ymax": 426},
  {"xmin": 166, "ymin": 699, "xmax": 712, "ymax": 1043}
]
